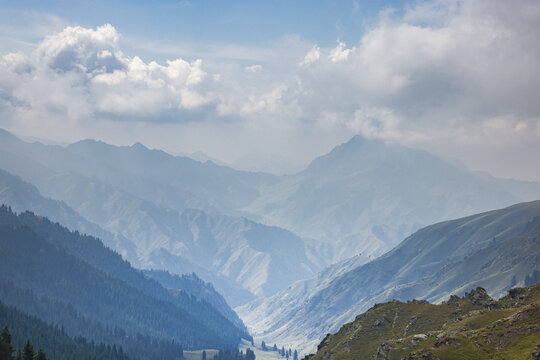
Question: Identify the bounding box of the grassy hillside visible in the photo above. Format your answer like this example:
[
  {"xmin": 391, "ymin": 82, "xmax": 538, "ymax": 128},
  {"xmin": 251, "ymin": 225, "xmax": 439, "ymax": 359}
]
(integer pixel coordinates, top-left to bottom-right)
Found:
[{"xmin": 308, "ymin": 283, "xmax": 540, "ymax": 360}]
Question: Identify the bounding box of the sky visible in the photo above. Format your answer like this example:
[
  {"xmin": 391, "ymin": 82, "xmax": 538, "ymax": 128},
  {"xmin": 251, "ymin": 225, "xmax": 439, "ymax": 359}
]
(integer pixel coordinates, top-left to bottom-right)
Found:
[{"xmin": 0, "ymin": 0, "xmax": 539, "ymax": 179}]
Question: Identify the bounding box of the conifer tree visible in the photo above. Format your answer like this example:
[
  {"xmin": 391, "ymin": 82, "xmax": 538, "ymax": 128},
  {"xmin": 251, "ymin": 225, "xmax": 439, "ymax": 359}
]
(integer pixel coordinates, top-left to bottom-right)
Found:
[
  {"xmin": 0, "ymin": 326, "xmax": 14, "ymax": 360},
  {"xmin": 22, "ymin": 341, "xmax": 34, "ymax": 360},
  {"xmin": 35, "ymin": 349, "xmax": 47, "ymax": 360},
  {"xmin": 245, "ymin": 348, "xmax": 255, "ymax": 360}
]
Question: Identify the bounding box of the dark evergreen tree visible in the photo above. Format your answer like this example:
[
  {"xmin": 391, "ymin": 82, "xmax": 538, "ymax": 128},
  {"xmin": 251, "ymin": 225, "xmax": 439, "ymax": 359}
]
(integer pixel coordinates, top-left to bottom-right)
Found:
[
  {"xmin": 202, "ymin": 350, "xmax": 207, "ymax": 360},
  {"xmin": 273, "ymin": 344, "xmax": 277, "ymax": 352},
  {"xmin": 0, "ymin": 326, "xmax": 14, "ymax": 360},
  {"xmin": 34, "ymin": 349, "xmax": 47, "ymax": 360},
  {"xmin": 22, "ymin": 341, "xmax": 33, "ymax": 360},
  {"xmin": 293, "ymin": 349, "xmax": 298, "ymax": 360},
  {"xmin": 261, "ymin": 341, "xmax": 267, "ymax": 351},
  {"xmin": 245, "ymin": 348, "xmax": 255, "ymax": 360}
]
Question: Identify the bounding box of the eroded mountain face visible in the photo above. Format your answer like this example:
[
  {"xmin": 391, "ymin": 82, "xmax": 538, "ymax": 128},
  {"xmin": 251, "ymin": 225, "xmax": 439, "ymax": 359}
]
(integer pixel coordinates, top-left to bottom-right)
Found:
[{"xmin": 239, "ymin": 200, "xmax": 540, "ymax": 354}]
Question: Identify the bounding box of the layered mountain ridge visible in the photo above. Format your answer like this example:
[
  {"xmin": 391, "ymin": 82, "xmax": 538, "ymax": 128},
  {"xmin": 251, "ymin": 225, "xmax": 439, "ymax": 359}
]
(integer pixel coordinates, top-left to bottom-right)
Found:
[
  {"xmin": 0, "ymin": 129, "xmax": 324, "ymax": 304},
  {"xmin": 243, "ymin": 135, "xmax": 537, "ymax": 261},
  {"xmin": 0, "ymin": 205, "xmax": 249, "ymax": 357},
  {"xmin": 1, "ymin": 127, "xmax": 540, "ymax": 308},
  {"xmin": 239, "ymin": 200, "xmax": 540, "ymax": 354}
]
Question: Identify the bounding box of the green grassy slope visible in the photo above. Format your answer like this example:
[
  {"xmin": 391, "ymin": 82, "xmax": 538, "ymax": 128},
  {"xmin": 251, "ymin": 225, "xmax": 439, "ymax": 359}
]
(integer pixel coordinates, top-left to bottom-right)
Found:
[{"xmin": 308, "ymin": 283, "xmax": 540, "ymax": 360}]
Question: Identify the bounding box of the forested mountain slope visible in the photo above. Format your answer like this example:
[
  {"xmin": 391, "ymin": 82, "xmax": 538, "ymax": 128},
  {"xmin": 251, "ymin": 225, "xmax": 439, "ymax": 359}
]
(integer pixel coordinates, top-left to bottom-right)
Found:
[
  {"xmin": 0, "ymin": 204, "xmax": 248, "ymax": 335},
  {"xmin": 0, "ymin": 206, "xmax": 249, "ymax": 353},
  {"xmin": 0, "ymin": 301, "xmax": 135, "ymax": 360},
  {"xmin": 145, "ymin": 270, "xmax": 247, "ymax": 333}
]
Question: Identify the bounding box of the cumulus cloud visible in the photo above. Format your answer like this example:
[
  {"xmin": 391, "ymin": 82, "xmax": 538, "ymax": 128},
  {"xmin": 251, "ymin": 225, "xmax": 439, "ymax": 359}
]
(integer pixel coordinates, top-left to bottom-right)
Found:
[
  {"xmin": 0, "ymin": 24, "xmax": 210, "ymax": 123},
  {"xmin": 282, "ymin": 0, "xmax": 540, "ymax": 153},
  {"xmin": 36, "ymin": 24, "xmax": 123, "ymax": 73},
  {"xmin": 299, "ymin": 45, "xmax": 320, "ymax": 66},
  {"xmin": 328, "ymin": 41, "xmax": 352, "ymax": 62},
  {"xmin": 1, "ymin": 0, "xmax": 540, "ymax": 179}
]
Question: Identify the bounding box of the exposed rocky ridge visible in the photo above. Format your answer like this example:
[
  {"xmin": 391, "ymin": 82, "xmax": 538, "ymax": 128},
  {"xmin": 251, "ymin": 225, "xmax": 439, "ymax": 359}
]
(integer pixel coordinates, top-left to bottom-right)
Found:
[{"xmin": 307, "ymin": 282, "xmax": 540, "ymax": 359}]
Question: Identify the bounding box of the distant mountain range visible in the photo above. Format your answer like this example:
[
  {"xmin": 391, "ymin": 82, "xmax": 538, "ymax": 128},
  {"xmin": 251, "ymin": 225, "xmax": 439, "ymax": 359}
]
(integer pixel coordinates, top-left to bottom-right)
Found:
[
  {"xmin": 1, "ymin": 128, "xmax": 540, "ymax": 307},
  {"xmin": 243, "ymin": 136, "xmax": 540, "ymax": 261},
  {"xmin": 238, "ymin": 200, "xmax": 540, "ymax": 354},
  {"xmin": 0, "ymin": 166, "xmax": 321, "ymax": 304},
  {"xmin": 1, "ymin": 126, "xmax": 540, "ymax": 358}
]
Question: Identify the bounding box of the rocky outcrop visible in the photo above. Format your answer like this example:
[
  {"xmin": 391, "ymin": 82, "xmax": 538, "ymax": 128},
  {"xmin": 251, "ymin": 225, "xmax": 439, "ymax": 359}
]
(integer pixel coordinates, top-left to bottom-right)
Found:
[{"xmin": 464, "ymin": 287, "xmax": 497, "ymax": 309}]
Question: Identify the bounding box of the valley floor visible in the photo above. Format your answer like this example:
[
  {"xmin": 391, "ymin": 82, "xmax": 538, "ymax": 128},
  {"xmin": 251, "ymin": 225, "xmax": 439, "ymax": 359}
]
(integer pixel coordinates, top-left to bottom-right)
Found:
[{"xmin": 238, "ymin": 339, "xmax": 284, "ymax": 360}]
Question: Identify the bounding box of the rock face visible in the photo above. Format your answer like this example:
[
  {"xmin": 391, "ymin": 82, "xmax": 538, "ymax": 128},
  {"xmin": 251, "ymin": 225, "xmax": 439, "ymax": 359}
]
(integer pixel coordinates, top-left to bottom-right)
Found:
[
  {"xmin": 411, "ymin": 334, "xmax": 428, "ymax": 343},
  {"xmin": 307, "ymin": 282, "xmax": 540, "ymax": 360},
  {"xmin": 375, "ymin": 342, "xmax": 393, "ymax": 359},
  {"xmin": 532, "ymin": 344, "xmax": 540, "ymax": 360},
  {"xmin": 464, "ymin": 287, "xmax": 496, "ymax": 308},
  {"xmin": 401, "ymin": 349, "xmax": 439, "ymax": 360}
]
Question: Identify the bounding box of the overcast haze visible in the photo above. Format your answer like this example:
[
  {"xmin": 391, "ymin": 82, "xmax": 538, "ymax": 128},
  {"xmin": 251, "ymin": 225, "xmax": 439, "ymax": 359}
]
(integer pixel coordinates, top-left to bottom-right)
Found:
[{"xmin": 1, "ymin": 0, "xmax": 539, "ymax": 180}]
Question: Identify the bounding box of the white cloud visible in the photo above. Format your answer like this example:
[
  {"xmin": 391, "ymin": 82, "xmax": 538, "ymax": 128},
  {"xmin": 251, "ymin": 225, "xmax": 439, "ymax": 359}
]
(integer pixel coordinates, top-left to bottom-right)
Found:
[
  {"xmin": 36, "ymin": 24, "xmax": 123, "ymax": 73},
  {"xmin": 244, "ymin": 64, "xmax": 263, "ymax": 73},
  {"xmin": 1, "ymin": 0, "xmax": 540, "ymax": 179},
  {"xmin": 299, "ymin": 45, "xmax": 320, "ymax": 66},
  {"xmin": 1, "ymin": 24, "xmax": 210, "ymax": 120},
  {"xmin": 328, "ymin": 41, "xmax": 352, "ymax": 62}
]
